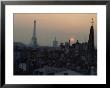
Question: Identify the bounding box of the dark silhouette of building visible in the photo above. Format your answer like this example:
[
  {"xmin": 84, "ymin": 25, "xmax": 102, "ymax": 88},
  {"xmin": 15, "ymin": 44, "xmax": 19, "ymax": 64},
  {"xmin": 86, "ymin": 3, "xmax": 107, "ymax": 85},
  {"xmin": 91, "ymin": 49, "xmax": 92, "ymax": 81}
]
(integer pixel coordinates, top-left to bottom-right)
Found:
[{"xmin": 88, "ymin": 18, "xmax": 94, "ymax": 51}]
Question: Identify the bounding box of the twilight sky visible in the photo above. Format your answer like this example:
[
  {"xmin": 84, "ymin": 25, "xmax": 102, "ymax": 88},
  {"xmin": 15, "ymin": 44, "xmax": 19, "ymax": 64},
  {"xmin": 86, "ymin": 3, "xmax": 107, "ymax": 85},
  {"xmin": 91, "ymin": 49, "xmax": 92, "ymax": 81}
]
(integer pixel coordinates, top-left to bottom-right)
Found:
[{"xmin": 14, "ymin": 13, "xmax": 97, "ymax": 47}]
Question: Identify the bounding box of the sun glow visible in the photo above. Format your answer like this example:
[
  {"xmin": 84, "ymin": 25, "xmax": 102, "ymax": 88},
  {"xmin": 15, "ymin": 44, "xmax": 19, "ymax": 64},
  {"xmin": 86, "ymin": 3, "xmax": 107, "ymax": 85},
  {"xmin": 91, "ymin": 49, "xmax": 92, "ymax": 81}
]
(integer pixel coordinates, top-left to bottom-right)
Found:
[{"xmin": 70, "ymin": 37, "xmax": 75, "ymax": 44}]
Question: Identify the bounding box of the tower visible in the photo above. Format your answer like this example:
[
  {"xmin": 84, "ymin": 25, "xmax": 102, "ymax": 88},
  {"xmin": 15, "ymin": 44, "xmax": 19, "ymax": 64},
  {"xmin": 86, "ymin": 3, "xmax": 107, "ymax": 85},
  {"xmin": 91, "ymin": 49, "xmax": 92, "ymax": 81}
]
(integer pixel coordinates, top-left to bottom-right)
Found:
[
  {"xmin": 31, "ymin": 20, "xmax": 38, "ymax": 47},
  {"xmin": 53, "ymin": 37, "xmax": 58, "ymax": 47},
  {"xmin": 88, "ymin": 18, "xmax": 94, "ymax": 50}
]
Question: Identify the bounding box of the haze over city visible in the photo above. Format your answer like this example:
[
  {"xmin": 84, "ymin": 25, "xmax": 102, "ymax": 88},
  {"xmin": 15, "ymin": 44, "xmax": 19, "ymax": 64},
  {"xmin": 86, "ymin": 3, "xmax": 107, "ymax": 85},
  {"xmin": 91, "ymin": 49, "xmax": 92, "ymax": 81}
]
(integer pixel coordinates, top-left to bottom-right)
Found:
[{"xmin": 13, "ymin": 13, "xmax": 97, "ymax": 47}]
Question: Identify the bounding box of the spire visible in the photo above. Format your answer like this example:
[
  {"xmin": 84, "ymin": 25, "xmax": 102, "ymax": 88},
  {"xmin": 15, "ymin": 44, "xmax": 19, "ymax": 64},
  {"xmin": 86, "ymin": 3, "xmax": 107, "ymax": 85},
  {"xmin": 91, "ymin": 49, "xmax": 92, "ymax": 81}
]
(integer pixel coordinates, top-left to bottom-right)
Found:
[
  {"xmin": 53, "ymin": 36, "xmax": 58, "ymax": 47},
  {"xmin": 88, "ymin": 18, "xmax": 94, "ymax": 51},
  {"xmin": 31, "ymin": 20, "xmax": 38, "ymax": 47},
  {"xmin": 90, "ymin": 18, "xmax": 94, "ymax": 35},
  {"xmin": 33, "ymin": 20, "xmax": 36, "ymax": 38},
  {"xmin": 91, "ymin": 18, "xmax": 94, "ymax": 26}
]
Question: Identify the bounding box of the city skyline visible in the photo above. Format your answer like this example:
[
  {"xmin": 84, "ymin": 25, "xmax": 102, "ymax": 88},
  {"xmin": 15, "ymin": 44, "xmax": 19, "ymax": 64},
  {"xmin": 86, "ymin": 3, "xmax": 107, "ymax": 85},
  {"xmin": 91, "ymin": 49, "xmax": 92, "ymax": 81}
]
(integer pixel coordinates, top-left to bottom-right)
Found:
[{"xmin": 14, "ymin": 13, "xmax": 97, "ymax": 47}]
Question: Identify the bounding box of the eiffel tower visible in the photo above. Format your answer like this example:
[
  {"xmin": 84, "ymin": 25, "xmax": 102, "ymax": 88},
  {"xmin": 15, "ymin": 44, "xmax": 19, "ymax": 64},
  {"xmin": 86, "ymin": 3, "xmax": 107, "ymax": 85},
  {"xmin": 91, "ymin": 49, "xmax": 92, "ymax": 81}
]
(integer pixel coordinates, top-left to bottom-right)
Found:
[{"xmin": 31, "ymin": 20, "xmax": 38, "ymax": 47}]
